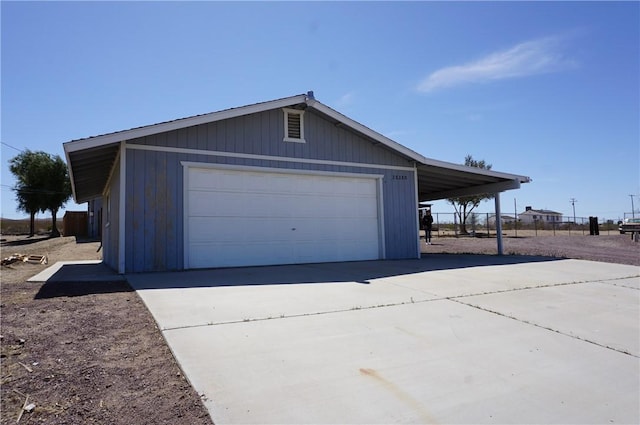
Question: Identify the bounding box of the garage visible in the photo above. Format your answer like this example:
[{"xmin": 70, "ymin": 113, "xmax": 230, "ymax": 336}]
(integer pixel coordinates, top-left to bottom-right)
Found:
[
  {"xmin": 185, "ymin": 165, "xmax": 383, "ymax": 269},
  {"xmin": 64, "ymin": 92, "xmax": 529, "ymax": 273}
]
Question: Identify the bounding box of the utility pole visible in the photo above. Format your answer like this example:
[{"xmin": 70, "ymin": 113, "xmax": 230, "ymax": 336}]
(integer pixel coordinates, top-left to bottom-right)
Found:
[
  {"xmin": 570, "ymin": 198, "xmax": 577, "ymax": 224},
  {"xmin": 630, "ymin": 195, "xmax": 636, "ymax": 219}
]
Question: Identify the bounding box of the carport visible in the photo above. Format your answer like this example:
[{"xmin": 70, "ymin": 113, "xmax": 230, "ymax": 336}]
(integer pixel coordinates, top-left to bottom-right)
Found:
[{"xmin": 415, "ymin": 157, "xmax": 529, "ymax": 254}]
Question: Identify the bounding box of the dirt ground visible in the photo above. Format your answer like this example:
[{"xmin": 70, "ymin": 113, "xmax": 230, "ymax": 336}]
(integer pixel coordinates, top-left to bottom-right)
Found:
[
  {"xmin": 1, "ymin": 236, "xmax": 212, "ymax": 425},
  {"xmin": 423, "ymin": 233, "xmax": 640, "ymax": 266},
  {"xmin": 1, "ymin": 233, "xmax": 638, "ymax": 424}
]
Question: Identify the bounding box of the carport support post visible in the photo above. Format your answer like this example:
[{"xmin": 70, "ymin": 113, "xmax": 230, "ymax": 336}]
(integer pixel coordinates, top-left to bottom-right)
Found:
[{"xmin": 494, "ymin": 192, "xmax": 504, "ymax": 255}]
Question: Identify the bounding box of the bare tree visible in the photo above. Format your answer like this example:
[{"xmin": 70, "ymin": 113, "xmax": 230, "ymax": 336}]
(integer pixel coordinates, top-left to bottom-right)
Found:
[{"xmin": 447, "ymin": 155, "xmax": 494, "ymax": 234}]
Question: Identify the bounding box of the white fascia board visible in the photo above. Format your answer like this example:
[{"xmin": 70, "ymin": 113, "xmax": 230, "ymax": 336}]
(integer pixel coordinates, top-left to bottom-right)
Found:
[
  {"xmin": 307, "ymin": 100, "xmax": 530, "ymax": 184},
  {"xmin": 63, "ymin": 94, "xmax": 308, "ymax": 153},
  {"xmin": 420, "ymin": 159, "xmax": 531, "ymax": 183},
  {"xmin": 307, "ymin": 100, "xmax": 427, "ymax": 164},
  {"xmin": 64, "ymin": 149, "xmax": 80, "ymax": 202},
  {"xmin": 421, "ymin": 179, "xmax": 522, "ymax": 201}
]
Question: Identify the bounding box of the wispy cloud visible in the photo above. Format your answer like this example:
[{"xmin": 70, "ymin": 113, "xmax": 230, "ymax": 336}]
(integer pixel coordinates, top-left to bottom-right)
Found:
[
  {"xmin": 417, "ymin": 36, "xmax": 576, "ymax": 93},
  {"xmin": 335, "ymin": 91, "xmax": 355, "ymax": 108}
]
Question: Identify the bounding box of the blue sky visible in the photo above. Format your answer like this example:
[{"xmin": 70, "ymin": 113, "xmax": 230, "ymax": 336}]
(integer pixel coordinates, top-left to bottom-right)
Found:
[{"xmin": 2, "ymin": 1, "xmax": 639, "ymax": 221}]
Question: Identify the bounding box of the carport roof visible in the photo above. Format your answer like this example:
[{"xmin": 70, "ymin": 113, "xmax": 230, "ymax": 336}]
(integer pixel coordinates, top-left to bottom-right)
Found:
[{"xmin": 64, "ymin": 92, "xmax": 530, "ymax": 203}]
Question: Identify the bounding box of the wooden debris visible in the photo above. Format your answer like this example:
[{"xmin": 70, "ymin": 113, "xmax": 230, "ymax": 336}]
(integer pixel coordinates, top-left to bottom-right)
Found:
[
  {"xmin": 16, "ymin": 394, "xmax": 29, "ymax": 423},
  {"xmin": 12, "ymin": 389, "xmax": 27, "ymax": 398},
  {"xmin": 17, "ymin": 362, "xmax": 33, "ymax": 373},
  {"xmin": 1, "ymin": 253, "xmax": 48, "ymax": 266},
  {"xmin": 25, "ymin": 255, "xmax": 47, "ymax": 265},
  {"xmin": 1, "ymin": 254, "xmax": 25, "ymax": 266}
]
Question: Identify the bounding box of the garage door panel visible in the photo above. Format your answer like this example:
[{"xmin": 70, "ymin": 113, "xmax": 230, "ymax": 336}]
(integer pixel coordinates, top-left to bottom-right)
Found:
[
  {"xmin": 190, "ymin": 241, "xmax": 295, "ymax": 269},
  {"xmin": 190, "ymin": 217, "xmax": 297, "ymax": 243},
  {"xmin": 186, "ymin": 167, "xmax": 382, "ymax": 269}
]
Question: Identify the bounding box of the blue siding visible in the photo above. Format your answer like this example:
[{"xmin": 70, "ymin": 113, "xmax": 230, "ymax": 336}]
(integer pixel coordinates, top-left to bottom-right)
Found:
[
  {"xmin": 103, "ymin": 157, "xmax": 120, "ymax": 271},
  {"xmin": 124, "ymin": 108, "xmax": 418, "ymax": 272}
]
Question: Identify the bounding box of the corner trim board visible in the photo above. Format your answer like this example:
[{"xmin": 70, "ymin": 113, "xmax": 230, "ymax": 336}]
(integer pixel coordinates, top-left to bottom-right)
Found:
[{"xmin": 118, "ymin": 141, "xmax": 126, "ymax": 274}]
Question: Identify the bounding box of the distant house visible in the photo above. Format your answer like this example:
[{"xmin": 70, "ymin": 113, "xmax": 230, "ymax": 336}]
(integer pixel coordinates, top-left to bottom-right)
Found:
[
  {"xmin": 519, "ymin": 206, "xmax": 562, "ymax": 225},
  {"xmin": 487, "ymin": 214, "xmax": 516, "ymax": 226}
]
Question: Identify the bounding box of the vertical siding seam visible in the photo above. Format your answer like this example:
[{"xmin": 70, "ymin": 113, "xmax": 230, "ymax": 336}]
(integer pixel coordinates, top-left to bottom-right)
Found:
[{"xmin": 118, "ymin": 141, "xmax": 126, "ymax": 274}]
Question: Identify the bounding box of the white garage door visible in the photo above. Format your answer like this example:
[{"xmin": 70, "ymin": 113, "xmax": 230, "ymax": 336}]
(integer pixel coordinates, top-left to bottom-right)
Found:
[{"xmin": 185, "ymin": 166, "xmax": 382, "ymax": 269}]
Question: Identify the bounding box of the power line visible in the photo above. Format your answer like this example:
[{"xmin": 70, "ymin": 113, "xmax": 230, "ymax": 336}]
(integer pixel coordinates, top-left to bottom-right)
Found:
[
  {"xmin": 1, "ymin": 141, "xmax": 25, "ymax": 152},
  {"xmin": 570, "ymin": 198, "xmax": 577, "ymax": 224}
]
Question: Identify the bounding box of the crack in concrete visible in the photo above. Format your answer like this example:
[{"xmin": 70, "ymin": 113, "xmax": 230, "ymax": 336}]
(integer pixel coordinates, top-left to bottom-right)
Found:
[
  {"xmin": 450, "ymin": 298, "xmax": 639, "ymax": 359},
  {"xmin": 163, "ymin": 275, "xmax": 639, "ymax": 342}
]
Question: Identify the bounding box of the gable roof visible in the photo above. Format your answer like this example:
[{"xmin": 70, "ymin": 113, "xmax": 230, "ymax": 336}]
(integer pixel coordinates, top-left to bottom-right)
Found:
[
  {"xmin": 64, "ymin": 92, "xmax": 531, "ymax": 203},
  {"xmin": 521, "ymin": 209, "xmax": 562, "ymax": 215}
]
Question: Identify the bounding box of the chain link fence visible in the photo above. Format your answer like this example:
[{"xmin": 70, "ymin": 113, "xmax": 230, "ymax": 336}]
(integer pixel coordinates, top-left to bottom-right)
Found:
[{"xmin": 427, "ymin": 212, "xmax": 622, "ymax": 237}]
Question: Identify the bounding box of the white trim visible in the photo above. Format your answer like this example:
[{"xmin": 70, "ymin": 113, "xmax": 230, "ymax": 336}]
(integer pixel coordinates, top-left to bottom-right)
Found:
[
  {"xmin": 423, "ymin": 179, "xmax": 521, "ymax": 201},
  {"xmin": 308, "ymin": 100, "xmax": 427, "ymax": 165},
  {"xmin": 418, "ymin": 159, "xmax": 530, "ymax": 183},
  {"xmin": 118, "ymin": 141, "xmax": 126, "ymax": 274},
  {"xmin": 128, "ymin": 143, "xmax": 414, "ymax": 172},
  {"xmin": 377, "ymin": 177, "xmax": 386, "ymax": 260},
  {"xmin": 64, "ymin": 93, "xmax": 530, "ymax": 194},
  {"xmin": 413, "ymin": 162, "xmax": 421, "ymax": 258},
  {"xmin": 180, "ymin": 161, "xmax": 384, "ymax": 182},
  {"xmin": 63, "ymin": 94, "xmax": 308, "ymax": 153},
  {"xmin": 283, "ymin": 108, "xmax": 306, "ymax": 143},
  {"xmin": 181, "ymin": 162, "xmax": 386, "ymax": 269},
  {"xmin": 183, "ymin": 164, "xmax": 190, "ymax": 269},
  {"xmin": 64, "ymin": 149, "xmax": 79, "ymax": 202},
  {"xmin": 103, "ymin": 147, "xmax": 122, "ymax": 198}
]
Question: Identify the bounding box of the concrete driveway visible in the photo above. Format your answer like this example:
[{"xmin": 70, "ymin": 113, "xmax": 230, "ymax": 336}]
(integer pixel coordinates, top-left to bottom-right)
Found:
[{"xmin": 127, "ymin": 255, "xmax": 640, "ymax": 424}]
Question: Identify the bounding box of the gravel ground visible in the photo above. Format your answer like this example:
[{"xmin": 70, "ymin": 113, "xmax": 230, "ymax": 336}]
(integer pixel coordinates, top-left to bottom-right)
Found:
[{"xmin": 422, "ymin": 233, "xmax": 640, "ymax": 266}]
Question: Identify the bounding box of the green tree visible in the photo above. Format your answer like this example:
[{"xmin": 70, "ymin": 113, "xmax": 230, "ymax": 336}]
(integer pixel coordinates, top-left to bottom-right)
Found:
[
  {"xmin": 10, "ymin": 150, "xmax": 50, "ymax": 236},
  {"xmin": 42, "ymin": 155, "xmax": 72, "ymax": 237},
  {"xmin": 447, "ymin": 155, "xmax": 494, "ymax": 235},
  {"xmin": 9, "ymin": 150, "xmax": 72, "ymax": 237}
]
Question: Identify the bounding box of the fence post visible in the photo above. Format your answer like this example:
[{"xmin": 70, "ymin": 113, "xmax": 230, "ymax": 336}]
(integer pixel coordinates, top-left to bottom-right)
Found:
[
  {"xmin": 486, "ymin": 212, "xmax": 490, "ymax": 237},
  {"xmin": 454, "ymin": 213, "xmax": 458, "ymax": 238}
]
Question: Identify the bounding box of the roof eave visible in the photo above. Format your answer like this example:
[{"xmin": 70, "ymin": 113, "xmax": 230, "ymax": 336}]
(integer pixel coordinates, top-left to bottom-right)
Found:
[
  {"xmin": 307, "ymin": 99, "xmax": 427, "ymax": 164},
  {"xmin": 63, "ymin": 94, "xmax": 309, "ymax": 154}
]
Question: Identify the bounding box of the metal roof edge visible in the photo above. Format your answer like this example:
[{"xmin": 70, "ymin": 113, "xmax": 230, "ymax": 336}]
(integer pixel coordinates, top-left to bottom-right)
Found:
[
  {"xmin": 63, "ymin": 94, "xmax": 308, "ymax": 154},
  {"xmin": 306, "ymin": 99, "xmax": 428, "ymax": 164},
  {"xmin": 418, "ymin": 156, "xmax": 531, "ymax": 183},
  {"xmin": 305, "ymin": 99, "xmax": 530, "ymax": 184}
]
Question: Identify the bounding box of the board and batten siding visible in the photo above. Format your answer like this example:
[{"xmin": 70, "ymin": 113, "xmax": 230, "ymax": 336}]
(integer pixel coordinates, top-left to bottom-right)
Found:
[
  {"xmin": 120, "ymin": 108, "xmax": 419, "ymax": 272},
  {"xmin": 102, "ymin": 157, "xmax": 121, "ymax": 271}
]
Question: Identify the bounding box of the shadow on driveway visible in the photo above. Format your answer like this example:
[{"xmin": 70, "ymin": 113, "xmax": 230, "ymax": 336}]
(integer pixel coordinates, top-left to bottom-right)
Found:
[
  {"xmin": 33, "ymin": 262, "xmax": 130, "ymax": 299},
  {"xmin": 129, "ymin": 254, "xmax": 560, "ymax": 290}
]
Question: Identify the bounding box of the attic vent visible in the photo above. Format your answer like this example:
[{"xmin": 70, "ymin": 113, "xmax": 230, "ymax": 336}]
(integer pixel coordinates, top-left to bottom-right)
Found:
[
  {"xmin": 288, "ymin": 113, "xmax": 301, "ymax": 138},
  {"xmin": 283, "ymin": 108, "xmax": 305, "ymax": 143}
]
